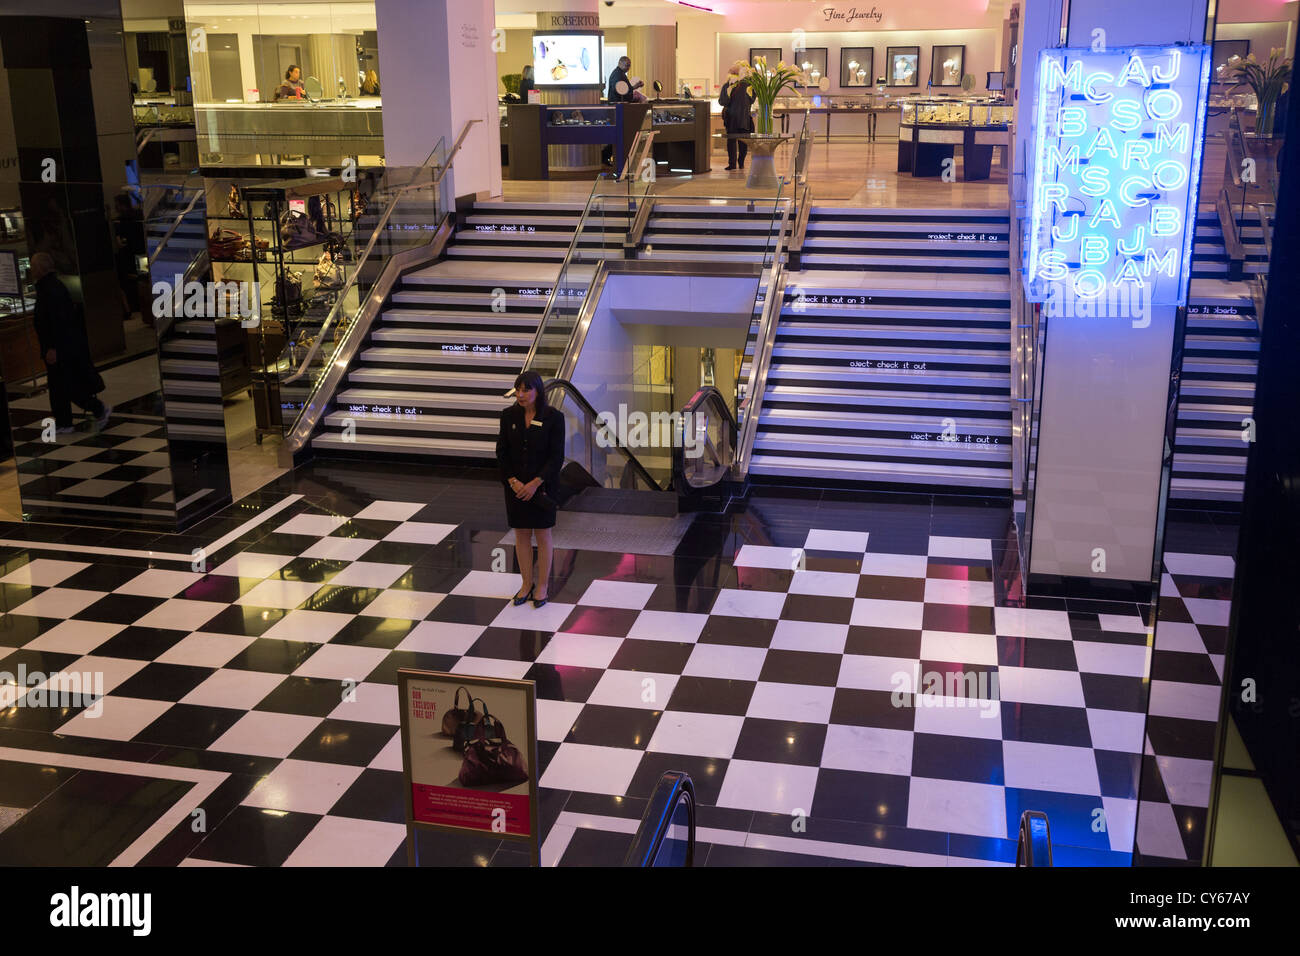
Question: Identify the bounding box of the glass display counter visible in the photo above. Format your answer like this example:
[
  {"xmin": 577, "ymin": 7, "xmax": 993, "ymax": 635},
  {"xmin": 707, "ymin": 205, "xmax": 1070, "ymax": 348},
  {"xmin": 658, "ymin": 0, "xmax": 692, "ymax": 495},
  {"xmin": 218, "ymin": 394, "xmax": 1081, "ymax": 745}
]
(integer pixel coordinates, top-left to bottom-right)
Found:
[
  {"xmin": 649, "ymin": 101, "xmax": 711, "ymax": 174},
  {"xmin": 195, "ymin": 101, "xmax": 384, "ymax": 168},
  {"xmin": 773, "ymin": 93, "xmax": 900, "ymax": 142},
  {"xmin": 504, "ymin": 103, "xmax": 650, "ymax": 180},
  {"xmin": 897, "ymin": 97, "xmax": 1011, "ymax": 181}
]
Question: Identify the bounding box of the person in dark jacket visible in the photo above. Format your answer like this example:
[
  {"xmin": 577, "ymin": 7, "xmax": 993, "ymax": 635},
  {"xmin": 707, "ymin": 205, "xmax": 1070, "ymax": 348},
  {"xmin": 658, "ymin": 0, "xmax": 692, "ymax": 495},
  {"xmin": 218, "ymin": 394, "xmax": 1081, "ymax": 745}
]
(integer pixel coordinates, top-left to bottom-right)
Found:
[
  {"xmin": 722, "ymin": 77, "xmax": 755, "ymax": 170},
  {"xmin": 496, "ymin": 369, "xmax": 564, "ymax": 608},
  {"xmin": 30, "ymin": 252, "xmax": 111, "ymax": 434},
  {"xmin": 519, "ymin": 64, "xmax": 537, "ymax": 97},
  {"xmin": 602, "ymin": 56, "xmax": 643, "ymax": 166}
]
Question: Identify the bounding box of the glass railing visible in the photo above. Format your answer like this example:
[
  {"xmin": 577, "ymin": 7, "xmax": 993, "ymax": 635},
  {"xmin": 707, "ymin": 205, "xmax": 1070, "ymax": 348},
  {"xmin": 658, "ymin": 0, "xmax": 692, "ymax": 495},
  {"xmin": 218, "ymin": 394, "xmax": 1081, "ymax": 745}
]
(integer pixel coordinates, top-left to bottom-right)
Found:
[
  {"xmin": 518, "ymin": 175, "xmax": 648, "ymax": 382},
  {"xmin": 623, "ymin": 771, "xmax": 697, "ymax": 867},
  {"xmin": 545, "ymin": 379, "xmax": 662, "ymax": 493},
  {"xmin": 734, "ymin": 178, "xmax": 791, "ymax": 440},
  {"xmin": 271, "ymin": 140, "xmax": 449, "ymax": 431}
]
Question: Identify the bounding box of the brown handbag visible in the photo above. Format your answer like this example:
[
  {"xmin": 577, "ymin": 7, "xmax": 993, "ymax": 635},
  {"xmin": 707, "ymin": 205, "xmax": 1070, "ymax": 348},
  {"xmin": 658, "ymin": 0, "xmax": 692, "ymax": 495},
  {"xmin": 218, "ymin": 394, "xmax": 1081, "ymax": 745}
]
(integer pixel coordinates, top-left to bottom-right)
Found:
[
  {"xmin": 208, "ymin": 226, "xmax": 245, "ymax": 259},
  {"xmin": 458, "ymin": 705, "xmax": 529, "ymax": 787},
  {"xmin": 440, "ymin": 686, "xmax": 477, "ymax": 749}
]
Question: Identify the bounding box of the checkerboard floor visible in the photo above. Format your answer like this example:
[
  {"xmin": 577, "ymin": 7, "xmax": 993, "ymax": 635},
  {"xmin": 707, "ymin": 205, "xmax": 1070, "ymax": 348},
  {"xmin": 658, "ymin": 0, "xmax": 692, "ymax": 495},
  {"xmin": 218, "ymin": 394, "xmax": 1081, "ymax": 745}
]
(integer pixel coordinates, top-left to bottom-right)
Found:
[{"xmin": 0, "ymin": 469, "xmax": 1235, "ymax": 867}]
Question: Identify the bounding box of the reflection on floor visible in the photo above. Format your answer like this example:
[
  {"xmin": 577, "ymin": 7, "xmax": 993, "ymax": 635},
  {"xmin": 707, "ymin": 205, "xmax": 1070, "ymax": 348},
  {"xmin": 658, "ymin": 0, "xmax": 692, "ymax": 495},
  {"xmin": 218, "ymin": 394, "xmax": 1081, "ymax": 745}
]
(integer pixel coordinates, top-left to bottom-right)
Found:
[{"xmin": 0, "ymin": 461, "xmax": 1239, "ymax": 866}]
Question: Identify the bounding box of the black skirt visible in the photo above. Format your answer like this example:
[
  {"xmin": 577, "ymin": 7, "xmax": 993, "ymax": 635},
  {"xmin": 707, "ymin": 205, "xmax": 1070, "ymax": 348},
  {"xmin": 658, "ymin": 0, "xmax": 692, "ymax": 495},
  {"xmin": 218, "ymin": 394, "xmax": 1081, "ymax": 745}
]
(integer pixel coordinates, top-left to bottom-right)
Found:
[{"xmin": 503, "ymin": 484, "xmax": 556, "ymax": 530}]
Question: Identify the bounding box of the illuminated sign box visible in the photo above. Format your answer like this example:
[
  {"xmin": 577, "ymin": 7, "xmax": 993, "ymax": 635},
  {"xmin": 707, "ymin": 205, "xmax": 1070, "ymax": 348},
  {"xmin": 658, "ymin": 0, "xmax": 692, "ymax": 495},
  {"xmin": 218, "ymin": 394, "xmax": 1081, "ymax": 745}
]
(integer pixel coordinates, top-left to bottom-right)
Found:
[{"xmin": 1026, "ymin": 45, "xmax": 1211, "ymax": 306}]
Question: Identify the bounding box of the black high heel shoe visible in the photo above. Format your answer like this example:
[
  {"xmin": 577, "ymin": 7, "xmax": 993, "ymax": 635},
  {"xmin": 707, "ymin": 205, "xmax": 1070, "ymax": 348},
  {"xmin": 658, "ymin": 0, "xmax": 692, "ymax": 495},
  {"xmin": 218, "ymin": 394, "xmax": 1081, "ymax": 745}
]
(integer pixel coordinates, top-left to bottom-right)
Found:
[
  {"xmin": 512, "ymin": 587, "xmax": 533, "ymax": 607},
  {"xmin": 531, "ymin": 591, "xmax": 548, "ymax": 609}
]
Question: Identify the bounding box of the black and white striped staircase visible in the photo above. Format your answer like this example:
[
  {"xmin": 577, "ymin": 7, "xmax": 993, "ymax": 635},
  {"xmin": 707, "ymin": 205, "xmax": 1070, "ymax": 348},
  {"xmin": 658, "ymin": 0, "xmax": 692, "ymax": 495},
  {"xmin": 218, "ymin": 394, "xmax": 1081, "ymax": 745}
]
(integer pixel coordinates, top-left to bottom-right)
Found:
[{"xmin": 747, "ymin": 207, "xmax": 1013, "ymax": 491}]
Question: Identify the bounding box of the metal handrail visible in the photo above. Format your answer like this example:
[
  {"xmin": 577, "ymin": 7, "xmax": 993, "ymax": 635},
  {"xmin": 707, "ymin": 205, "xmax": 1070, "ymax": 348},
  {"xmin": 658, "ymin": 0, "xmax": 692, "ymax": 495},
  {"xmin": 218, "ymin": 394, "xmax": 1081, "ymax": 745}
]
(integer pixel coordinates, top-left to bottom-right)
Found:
[
  {"xmin": 623, "ymin": 771, "xmax": 696, "ymax": 867},
  {"xmin": 544, "ymin": 377, "xmax": 663, "ymax": 491},
  {"xmin": 671, "ymin": 385, "xmax": 739, "ymax": 494},
  {"xmin": 733, "ymin": 195, "xmax": 794, "ymax": 478},
  {"xmin": 147, "ymin": 187, "xmax": 205, "ymax": 270},
  {"xmin": 281, "ymin": 119, "xmax": 479, "ymax": 386},
  {"xmin": 1016, "ymin": 810, "xmax": 1053, "ymax": 866}
]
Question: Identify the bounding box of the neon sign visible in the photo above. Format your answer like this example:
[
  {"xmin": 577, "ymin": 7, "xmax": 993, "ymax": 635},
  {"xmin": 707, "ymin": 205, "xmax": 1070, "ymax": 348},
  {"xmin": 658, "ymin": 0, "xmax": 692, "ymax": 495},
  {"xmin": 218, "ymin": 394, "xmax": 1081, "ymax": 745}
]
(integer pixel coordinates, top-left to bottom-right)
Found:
[{"xmin": 1026, "ymin": 45, "xmax": 1210, "ymax": 306}]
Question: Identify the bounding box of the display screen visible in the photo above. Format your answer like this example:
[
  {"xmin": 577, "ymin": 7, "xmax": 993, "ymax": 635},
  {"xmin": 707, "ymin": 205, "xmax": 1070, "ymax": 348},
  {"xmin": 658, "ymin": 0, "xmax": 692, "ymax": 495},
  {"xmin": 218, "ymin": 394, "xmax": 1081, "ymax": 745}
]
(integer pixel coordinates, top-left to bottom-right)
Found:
[{"xmin": 533, "ymin": 33, "xmax": 603, "ymax": 87}]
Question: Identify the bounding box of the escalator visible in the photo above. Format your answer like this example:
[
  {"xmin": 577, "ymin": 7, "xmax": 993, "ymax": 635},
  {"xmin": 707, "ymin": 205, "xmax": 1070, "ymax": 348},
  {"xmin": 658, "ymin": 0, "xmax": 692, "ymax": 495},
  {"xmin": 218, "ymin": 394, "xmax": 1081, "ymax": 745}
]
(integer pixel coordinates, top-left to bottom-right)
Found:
[{"xmin": 623, "ymin": 771, "xmax": 698, "ymax": 867}]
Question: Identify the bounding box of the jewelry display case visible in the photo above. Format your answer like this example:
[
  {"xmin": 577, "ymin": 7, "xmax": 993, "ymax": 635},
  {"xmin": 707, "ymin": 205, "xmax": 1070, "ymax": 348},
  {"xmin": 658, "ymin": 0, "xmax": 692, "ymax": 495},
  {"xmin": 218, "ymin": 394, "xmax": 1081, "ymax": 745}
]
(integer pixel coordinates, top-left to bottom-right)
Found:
[
  {"xmin": 505, "ymin": 103, "xmax": 650, "ymax": 179},
  {"xmin": 650, "ymin": 101, "xmax": 711, "ymax": 174},
  {"xmin": 896, "ymin": 98, "xmax": 1011, "ymax": 181}
]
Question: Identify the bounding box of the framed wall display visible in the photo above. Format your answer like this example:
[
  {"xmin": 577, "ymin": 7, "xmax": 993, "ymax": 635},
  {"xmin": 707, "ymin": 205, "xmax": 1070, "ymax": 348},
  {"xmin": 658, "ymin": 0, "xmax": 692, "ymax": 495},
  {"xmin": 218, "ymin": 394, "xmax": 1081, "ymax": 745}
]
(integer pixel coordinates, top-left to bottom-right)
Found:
[
  {"xmin": 792, "ymin": 47, "xmax": 828, "ymax": 88},
  {"xmin": 987, "ymin": 71, "xmax": 1006, "ymax": 92},
  {"xmin": 840, "ymin": 47, "xmax": 874, "ymax": 88},
  {"xmin": 1212, "ymin": 39, "xmax": 1250, "ymax": 80},
  {"xmin": 931, "ymin": 44, "xmax": 965, "ymax": 86},
  {"xmin": 749, "ymin": 47, "xmax": 782, "ymax": 68},
  {"xmin": 398, "ymin": 669, "xmax": 541, "ymax": 865},
  {"xmin": 887, "ymin": 46, "xmax": 921, "ymax": 87}
]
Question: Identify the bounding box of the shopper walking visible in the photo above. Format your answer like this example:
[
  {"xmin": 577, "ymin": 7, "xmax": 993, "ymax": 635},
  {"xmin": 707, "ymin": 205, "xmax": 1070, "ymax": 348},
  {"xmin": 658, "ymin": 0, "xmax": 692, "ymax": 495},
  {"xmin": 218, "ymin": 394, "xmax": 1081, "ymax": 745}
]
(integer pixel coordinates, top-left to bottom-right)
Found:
[
  {"xmin": 497, "ymin": 370, "xmax": 564, "ymax": 608},
  {"xmin": 30, "ymin": 252, "xmax": 111, "ymax": 434},
  {"xmin": 723, "ymin": 72, "xmax": 754, "ymax": 171}
]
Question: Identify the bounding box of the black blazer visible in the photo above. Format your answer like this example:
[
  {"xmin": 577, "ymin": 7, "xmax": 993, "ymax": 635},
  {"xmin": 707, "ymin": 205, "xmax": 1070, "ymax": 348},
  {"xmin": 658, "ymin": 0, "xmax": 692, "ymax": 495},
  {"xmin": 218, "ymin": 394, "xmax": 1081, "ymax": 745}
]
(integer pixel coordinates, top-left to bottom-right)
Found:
[{"xmin": 496, "ymin": 404, "xmax": 564, "ymax": 490}]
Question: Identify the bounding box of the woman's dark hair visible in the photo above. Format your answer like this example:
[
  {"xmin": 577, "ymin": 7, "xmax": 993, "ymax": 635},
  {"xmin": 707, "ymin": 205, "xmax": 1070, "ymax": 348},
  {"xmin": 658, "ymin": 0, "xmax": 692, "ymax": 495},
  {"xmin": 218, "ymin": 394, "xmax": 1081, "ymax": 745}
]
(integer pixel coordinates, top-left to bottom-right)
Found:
[
  {"xmin": 514, "ymin": 370, "xmax": 549, "ymax": 414},
  {"xmin": 285, "ymin": 65, "xmax": 299, "ymax": 80}
]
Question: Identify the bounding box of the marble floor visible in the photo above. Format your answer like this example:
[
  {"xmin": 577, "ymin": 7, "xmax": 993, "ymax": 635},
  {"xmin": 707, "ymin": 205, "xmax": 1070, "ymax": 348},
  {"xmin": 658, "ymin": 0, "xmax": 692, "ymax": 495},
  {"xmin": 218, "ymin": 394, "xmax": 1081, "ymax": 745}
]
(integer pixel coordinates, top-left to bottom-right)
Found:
[{"xmin": 0, "ymin": 460, "xmax": 1239, "ymax": 866}]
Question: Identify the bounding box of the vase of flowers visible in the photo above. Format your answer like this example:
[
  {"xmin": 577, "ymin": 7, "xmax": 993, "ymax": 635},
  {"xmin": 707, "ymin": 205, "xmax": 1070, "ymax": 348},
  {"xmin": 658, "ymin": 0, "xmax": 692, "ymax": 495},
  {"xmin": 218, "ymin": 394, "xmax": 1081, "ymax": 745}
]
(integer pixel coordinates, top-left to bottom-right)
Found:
[
  {"xmin": 1226, "ymin": 48, "xmax": 1292, "ymax": 139},
  {"xmin": 744, "ymin": 56, "xmax": 802, "ymax": 135}
]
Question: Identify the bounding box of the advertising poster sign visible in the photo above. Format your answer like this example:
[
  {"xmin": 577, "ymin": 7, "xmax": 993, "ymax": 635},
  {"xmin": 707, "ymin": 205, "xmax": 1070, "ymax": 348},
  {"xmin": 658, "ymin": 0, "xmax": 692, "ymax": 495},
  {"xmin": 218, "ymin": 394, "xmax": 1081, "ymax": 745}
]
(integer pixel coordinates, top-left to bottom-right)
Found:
[{"xmin": 397, "ymin": 669, "xmax": 539, "ymax": 864}]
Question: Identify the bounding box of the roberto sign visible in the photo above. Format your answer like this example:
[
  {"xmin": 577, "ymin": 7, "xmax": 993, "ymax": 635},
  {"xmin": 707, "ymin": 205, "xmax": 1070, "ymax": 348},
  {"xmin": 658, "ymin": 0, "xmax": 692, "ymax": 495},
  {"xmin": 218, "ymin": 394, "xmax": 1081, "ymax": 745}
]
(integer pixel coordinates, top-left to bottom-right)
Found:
[{"xmin": 1026, "ymin": 45, "xmax": 1211, "ymax": 306}]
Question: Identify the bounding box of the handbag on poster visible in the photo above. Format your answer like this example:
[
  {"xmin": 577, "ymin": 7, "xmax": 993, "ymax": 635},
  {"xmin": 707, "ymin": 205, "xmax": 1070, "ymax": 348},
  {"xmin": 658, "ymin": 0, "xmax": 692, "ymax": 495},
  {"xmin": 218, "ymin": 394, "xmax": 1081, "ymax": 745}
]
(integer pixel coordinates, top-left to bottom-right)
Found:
[
  {"xmin": 440, "ymin": 686, "xmax": 477, "ymax": 745},
  {"xmin": 452, "ymin": 696, "xmax": 489, "ymax": 753},
  {"xmin": 458, "ymin": 703, "xmax": 529, "ymax": 787}
]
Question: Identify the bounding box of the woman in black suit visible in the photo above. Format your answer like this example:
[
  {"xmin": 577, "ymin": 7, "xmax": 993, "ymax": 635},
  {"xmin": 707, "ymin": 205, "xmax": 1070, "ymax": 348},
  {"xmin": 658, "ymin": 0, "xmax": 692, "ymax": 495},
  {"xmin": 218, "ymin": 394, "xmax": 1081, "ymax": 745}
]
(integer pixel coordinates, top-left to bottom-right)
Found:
[{"xmin": 497, "ymin": 370, "xmax": 565, "ymax": 608}]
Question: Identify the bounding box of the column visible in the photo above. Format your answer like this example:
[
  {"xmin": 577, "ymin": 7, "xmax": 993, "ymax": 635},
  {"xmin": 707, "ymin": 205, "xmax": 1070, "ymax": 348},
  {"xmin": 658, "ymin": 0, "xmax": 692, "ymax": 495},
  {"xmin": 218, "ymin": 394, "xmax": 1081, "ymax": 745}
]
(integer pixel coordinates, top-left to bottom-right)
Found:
[
  {"xmin": 1021, "ymin": 0, "xmax": 1211, "ymax": 598},
  {"xmin": 376, "ymin": 0, "xmax": 502, "ymax": 199},
  {"xmin": 626, "ymin": 25, "xmax": 676, "ymax": 97}
]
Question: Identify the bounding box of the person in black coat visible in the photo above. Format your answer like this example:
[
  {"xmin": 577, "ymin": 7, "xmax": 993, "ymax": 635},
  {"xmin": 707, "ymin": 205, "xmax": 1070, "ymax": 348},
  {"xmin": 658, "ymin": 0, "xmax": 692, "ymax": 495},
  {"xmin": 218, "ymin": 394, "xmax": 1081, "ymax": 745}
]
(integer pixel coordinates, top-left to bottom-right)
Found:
[
  {"xmin": 30, "ymin": 252, "xmax": 110, "ymax": 434},
  {"xmin": 496, "ymin": 369, "xmax": 564, "ymax": 608},
  {"xmin": 721, "ymin": 77, "xmax": 754, "ymax": 170}
]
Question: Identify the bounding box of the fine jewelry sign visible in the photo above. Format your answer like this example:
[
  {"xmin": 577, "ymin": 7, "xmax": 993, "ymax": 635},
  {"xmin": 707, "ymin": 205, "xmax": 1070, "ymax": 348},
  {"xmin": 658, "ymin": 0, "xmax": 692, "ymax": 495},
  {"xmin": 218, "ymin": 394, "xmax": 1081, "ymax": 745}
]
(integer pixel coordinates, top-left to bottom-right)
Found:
[{"xmin": 820, "ymin": 6, "xmax": 886, "ymax": 27}]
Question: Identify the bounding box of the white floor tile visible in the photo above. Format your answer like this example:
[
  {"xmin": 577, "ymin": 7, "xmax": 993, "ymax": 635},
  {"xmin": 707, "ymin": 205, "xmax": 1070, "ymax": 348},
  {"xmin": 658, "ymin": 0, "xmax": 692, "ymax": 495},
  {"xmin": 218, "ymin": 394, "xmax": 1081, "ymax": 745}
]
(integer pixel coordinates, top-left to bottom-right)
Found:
[
  {"xmin": 10, "ymin": 588, "xmax": 107, "ymax": 620},
  {"xmin": 770, "ymin": 620, "xmax": 849, "ymax": 654},
  {"xmin": 625, "ymin": 609, "xmax": 709, "ymax": 643},
  {"xmin": 327, "ymin": 562, "xmax": 411, "ymax": 589},
  {"xmin": 397, "ymin": 621, "xmax": 484, "ymax": 656},
  {"xmin": 860, "ymin": 552, "xmax": 929, "ymax": 578},
  {"xmin": 1147, "ymin": 680, "xmax": 1222, "ymax": 721},
  {"xmin": 131, "ymin": 598, "xmax": 222, "ymax": 632},
  {"xmin": 57, "ymin": 696, "xmax": 172, "ymax": 740},
  {"xmin": 587, "ymin": 669, "xmax": 679, "ymax": 710},
  {"xmin": 647, "ymin": 711, "xmax": 744, "ymax": 759},
  {"xmin": 261, "ymin": 610, "xmax": 355, "ymax": 644},
  {"xmin": 535, "ymin": 632, "xmax": 623, "ymax": 668},
  {"xmin": 995, "ymin": 666, "xmax": 1086, "ymax": 707},
  {"xmin": 210, "ymin": 552, "xmax": 294, "ymax": 578},
  {"xmin": 539, "ymin": 743, "xmax": 643, "ymax": 795},
  {"xmin": 450, "ymin": 570, "xmax": 523, "ymax": 599},
  {"xmin": 1154, "ymin": 755, "xmax": 1214, "ymax": 808},
  {"xmin": 1086, "ymin": 708, "xmax": 1147, "ymax": 754},
  {"xmin": 716, "ymin": 759, "xmax": 819, "ymax": 814},
  {"xmin": 183, "ymin": 669, "xmax": 284, "ymax": 710},
  {"xmin": 924, "ymin": 578, "xmax": 995, "ymax": 608},
  {"xmin": 284, "ymin": 815, "xmax": 406, "ymax": 866},
  {"xmin": 1152, "ymin": 621, "xmax": 1206, "ymax": 654},
  {"xmin": 733, "ymin": 544, "xmax": 801, "ymax": 570},
  {"xmin": 449, "ymin": 657, "xmax": 532, "ymax": 680},
  {"xmin": 383, "ymin": 521, "xmax": 456, "ymax": 545},
  {"xmin": 1, "ymin": 559, "xmax": 90, "ymax": 587},
  {"xmin": 1102, "ymin": 796, "xmax": 1139, "ymax": 853},
  {"xmin": 1182, "ymin": 597, "xmax": 1231, "ymax": 627},
  {"xmin": 1162, "ymin": 552, "xmax": 1234, "ymax": 578},
  {"xmin": 354, "ymin": 501, "xmax": 425, "ymax": 522},
  {"xmin": 115, "ymin": 569, "xmax": 206, "ymax": 598},
  {"xmin": 1097, "ymin": 612, "xmax": 1150, "ymax": 634},
  {"xmin": 156, "ymin": 632, "xmax": 255, "ymax": 669},
  {"xmin": 360, "ymin": 590, "xmax": 445, "ymax": 621},
  {"xmin": 821, "ymin": 724, "xmax": 913, "ymax": 775},
  {"xmin": 746, "ymin": 682, "xmax": 835, "ymax": 723},
  {"xmin": 786, "ymin": 570, "xmax": 860, "ymax": 598},
  {"xmin": 1073, "ymin": 640, "xmax": 1151, "ymax": 678},
  {"xmin": 275, "ymin": 513, "xmax": 350, "ymax": 537},
  {"xmin": 804, "ymin": 529, "xmax": 868, "ymax": 553},
  {"xmin": 907, "ymin": 777, "xmax": 1007, "ymax": 838},
  {"xmin": 1135, "ymin": 799, "xmax": 1188, "ymax": 859},
  {"xmin": 301, "ymin": 537, "xmax": 378, "ymax": 562},
  {"xmin": 710, "ymin": 588, "xmax": 787, "ymax": 619},
  {"xmin": 682, "ymin": 643, "xmax": 767, "ymax": 681},
  {"xmin": 242, "ymin": 758, "xmax": 363, "ymax": 814},
  {"xmin": 850, "ymin": 597, "xmax": 924, "ymax": 630},
  {"xmin": 993, "ymin": 606, "xmax": 1073, "ymax": 641},
  {"xmin": 911, "ymin": 695, "xmax": 1003, "ymax": 738},
  {"xmin": 235, "ymin": 580, "xmax": 322, "ymax": 611},
  {"xmin": 919, "ymin": 630, "xmax": 999, "ymax": 666},
  {"xmin": 837, "ymin": 654, "xmax": 919, "ymax": 693},
  {"xmin": 293, "ymin": 644, "xmax": 389, "ymax": 681},
  {"xmin": 331, "ymin": 681, "xmax": 400, "ymax": 725},
  {"xmin": 490, "ymin": 600, "xmax": 574, "ymax": 632},
  {"xmin": 210, "ymin": 711, "xmax": 322, "ymax": 758},
  {"xmin": 22, "ymin": 620, "xmax": 123, "ymax": 655},
  {"xmin": 535, "ymin": 698, "xmax": 584, "ymax": 741},
  {"xmin": 576, "ymin": 579, "xmax": 657, "ymax": 610},
  {"xmin": 1003, "ymin": 740, "xmax": 1101, "ymax": 796}
]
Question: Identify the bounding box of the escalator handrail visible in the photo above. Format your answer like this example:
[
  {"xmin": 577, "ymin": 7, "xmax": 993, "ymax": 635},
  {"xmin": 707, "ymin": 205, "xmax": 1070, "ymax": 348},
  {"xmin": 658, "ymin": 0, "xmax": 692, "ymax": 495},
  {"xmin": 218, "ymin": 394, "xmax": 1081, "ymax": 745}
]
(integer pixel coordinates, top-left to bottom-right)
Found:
[
  {"xmin": 671, "ymin": 385, "xmax": 739, "ymax": 494},
  {"xmin": 623, "ymin": 771, "xmax": 697, "ymax": 867},
  {"xmin": 1016, "ymin": 810, "xmax": 1053, "ymax": 866},
  {"xmin": 543, "ymin": 377, "xmax": 664, "ymax": 492}
]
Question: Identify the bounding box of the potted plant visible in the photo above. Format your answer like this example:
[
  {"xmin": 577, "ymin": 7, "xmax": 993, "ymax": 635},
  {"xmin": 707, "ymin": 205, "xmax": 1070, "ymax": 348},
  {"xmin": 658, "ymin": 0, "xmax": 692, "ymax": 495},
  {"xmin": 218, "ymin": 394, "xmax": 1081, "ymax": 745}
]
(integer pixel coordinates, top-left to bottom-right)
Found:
[
  {"xmin": 1226, "ymin": 49, "xmax": 1292, "ymax": 138},
  {"xmin": 744, "ymin": 56, "xmax": 802, "ymax": 135}
]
